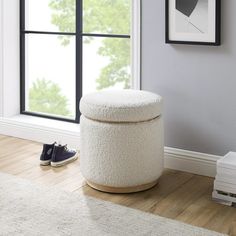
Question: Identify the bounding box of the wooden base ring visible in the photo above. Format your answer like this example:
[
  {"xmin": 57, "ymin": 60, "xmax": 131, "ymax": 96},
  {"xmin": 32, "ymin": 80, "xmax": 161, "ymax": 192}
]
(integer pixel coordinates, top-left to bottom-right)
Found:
[{"xmin": 86, "ymin": 179, "xmax": 159, "ymax": 193}]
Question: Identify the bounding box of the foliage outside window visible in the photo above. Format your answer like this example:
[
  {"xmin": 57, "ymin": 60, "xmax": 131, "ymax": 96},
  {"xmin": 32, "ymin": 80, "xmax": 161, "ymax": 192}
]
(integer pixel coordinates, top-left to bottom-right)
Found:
[{"xmin": 21, "ymin": 0, "xmax": 132, "ymax": 122}]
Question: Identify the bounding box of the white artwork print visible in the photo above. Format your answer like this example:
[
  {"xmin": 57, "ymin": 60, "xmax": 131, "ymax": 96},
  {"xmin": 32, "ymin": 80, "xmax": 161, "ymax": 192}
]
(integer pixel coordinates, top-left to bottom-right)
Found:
[
  {"xmin": 176, "ymin": 0, "xmax": 208, "ymax": 34},
  {"xmin": 168, "ymin": 0, "xmax": 216, "ymax": 43}
]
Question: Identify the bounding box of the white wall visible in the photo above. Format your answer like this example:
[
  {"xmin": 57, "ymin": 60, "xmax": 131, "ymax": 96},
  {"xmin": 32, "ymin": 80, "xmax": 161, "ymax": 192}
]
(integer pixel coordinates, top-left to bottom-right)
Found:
[
  {"xmin": 0, "ymin": 0, "xmax": 3, "ymax": 116},
  {"xmin": 142, "ymin": 0, "xmax": 236, "ymax": 156},
  {"xmin": 0, "ymin": 0, "xmax": 20, "ymax": 117}
]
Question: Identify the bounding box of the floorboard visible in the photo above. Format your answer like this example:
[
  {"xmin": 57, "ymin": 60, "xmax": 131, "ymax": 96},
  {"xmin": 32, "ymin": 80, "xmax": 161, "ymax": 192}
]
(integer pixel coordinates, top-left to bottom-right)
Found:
[{"xmin": 0, "ymin": 134, "xmax": 236, "ymax": 235}]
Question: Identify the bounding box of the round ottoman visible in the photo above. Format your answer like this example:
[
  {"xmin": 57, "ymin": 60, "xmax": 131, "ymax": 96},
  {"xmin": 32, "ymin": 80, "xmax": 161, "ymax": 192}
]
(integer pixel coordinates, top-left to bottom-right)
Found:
[{"xmin": 79, "ymin": 90, "xmax": 164, "ymax": 193}]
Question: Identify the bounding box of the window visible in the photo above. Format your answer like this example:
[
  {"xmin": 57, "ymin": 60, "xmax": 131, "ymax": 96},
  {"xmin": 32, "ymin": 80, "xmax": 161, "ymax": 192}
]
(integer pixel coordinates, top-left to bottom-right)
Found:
[{"xmin": 20, "ymin": 0, "xmax": 138, "ymax": 123}]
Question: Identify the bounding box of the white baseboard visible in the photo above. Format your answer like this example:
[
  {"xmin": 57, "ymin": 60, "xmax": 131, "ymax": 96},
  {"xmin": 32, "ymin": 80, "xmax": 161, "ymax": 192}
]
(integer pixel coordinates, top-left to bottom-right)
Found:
[
  {"xmin": 164, "ymin": 147, "xmax": 221, "ymax": 177},
  {"xmin": 0, "ymin": 116, "xmax": 222, "ymax": 177},
  {"xmin": 0, "ymin": 116, "xmax": 80, "ymax": 149}
]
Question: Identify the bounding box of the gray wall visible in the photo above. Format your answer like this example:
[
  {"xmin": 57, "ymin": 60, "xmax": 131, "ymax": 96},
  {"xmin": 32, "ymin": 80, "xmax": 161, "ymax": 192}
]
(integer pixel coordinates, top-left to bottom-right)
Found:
[{"xmin": 142, "ymin": 0, "xmax": 236, "ymax": 156}]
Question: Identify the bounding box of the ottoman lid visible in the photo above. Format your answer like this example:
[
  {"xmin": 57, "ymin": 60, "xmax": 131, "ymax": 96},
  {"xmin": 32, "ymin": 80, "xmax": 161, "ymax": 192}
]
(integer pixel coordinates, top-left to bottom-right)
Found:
[{"xmin": 80, "ymin": 90, "xmax": 162, "ymax": 122}]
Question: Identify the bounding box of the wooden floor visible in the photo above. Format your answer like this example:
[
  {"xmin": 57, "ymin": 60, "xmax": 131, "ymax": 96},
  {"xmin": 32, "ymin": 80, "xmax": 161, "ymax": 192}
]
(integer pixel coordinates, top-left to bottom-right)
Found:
[{"xmin": 0, "ymin": 134, "xmax": 236, "ymax": 235}]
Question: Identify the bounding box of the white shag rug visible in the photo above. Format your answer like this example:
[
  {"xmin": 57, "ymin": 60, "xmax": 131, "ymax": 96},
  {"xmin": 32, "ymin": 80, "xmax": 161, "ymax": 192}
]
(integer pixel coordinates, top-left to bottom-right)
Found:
[{"xmin": 0, "ymin": 172, "xmax": 226, "ymax": 236}]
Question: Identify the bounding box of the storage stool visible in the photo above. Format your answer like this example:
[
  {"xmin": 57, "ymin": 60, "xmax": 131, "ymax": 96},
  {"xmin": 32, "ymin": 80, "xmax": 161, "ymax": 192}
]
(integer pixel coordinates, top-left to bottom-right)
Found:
[{"xmin": 79, "ymin": 90, "xmax": 164, "ymax": 193}]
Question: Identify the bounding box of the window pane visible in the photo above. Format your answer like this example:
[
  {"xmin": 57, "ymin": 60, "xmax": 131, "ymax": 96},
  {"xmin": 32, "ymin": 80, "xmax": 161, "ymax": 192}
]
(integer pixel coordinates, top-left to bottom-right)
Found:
[
  {"xmin": 25, "ymin": 0, "xmax": 76, "ymax": 32},
  {"xmin": 83, "ymin": 0, "xmax": 131, "ymax": 35},
  {"xmin": 25, "ymin": 34, "xmax": 76, "ymax": 119},
  {"xmin": 83, "ymin": 36, "xmax": 131, "ymax": 95}
]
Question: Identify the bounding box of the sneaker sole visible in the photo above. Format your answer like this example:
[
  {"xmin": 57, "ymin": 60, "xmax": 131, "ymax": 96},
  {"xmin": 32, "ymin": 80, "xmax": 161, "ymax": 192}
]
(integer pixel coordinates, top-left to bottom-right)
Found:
[
  {"xmin": 40, "ymin": 160, "xmax": 51, "ymax": 166},
  {"xmin": 51, "ymin": 154, "xmax": 78, "ymax": 167}
]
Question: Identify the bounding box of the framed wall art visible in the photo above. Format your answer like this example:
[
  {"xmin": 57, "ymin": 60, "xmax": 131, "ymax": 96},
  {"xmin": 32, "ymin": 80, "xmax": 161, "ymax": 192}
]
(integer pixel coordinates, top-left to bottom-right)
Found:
[{"xmin": 166, "ymin": 0, "xmax": 221, "ymax": 45}]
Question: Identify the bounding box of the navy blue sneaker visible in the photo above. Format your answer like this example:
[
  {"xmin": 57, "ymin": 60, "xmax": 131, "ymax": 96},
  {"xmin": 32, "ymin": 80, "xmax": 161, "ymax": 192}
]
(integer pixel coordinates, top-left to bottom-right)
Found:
[
  {"xmin": 40, "ymin": 142, "xmax": 56, "ymax": 166},
  {"xmin": 51, "ymin": 144, "xmax": 78, "ymax": 167}
]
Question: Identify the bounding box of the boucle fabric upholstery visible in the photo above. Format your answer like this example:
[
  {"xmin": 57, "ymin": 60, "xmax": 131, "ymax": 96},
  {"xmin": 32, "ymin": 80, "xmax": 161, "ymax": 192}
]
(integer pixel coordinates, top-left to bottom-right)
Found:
[
  {"xmin": 80, "ymin": 89, "xmax": 163, "ymax": 122},
  {"xmin": 79, "ymin": 90, "xmax": 164, "ymax": 191},
  {"xmin": 80, "ymin": 115, "xmax": 164, "ymax": 187}
]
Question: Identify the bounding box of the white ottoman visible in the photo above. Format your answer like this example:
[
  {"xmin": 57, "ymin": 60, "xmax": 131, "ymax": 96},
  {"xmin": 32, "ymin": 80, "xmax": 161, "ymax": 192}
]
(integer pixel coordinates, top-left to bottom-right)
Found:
[{"xmin": 79, "ymin": 90, "xmax": 164, "ymax": 193}]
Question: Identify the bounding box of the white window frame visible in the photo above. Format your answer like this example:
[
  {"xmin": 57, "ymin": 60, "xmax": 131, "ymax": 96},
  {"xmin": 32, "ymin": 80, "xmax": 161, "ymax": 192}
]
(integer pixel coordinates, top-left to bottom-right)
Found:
[{"xmin": 132, "ymin": 0, "xmax": 141, "ymax": 90}]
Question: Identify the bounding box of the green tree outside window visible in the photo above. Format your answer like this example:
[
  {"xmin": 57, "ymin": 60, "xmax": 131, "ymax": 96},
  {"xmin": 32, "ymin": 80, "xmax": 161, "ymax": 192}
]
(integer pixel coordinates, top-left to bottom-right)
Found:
[
  {"xmin": 29, "ymin": 78, "xmax": 71, "ymax": 117},
  {"xmin": 49, "ymin": 0, "xmax": 131, "ymax": 89},
  {"xmin": 28, "ymin": 0, "xmax": 131, "ymax": 117}
]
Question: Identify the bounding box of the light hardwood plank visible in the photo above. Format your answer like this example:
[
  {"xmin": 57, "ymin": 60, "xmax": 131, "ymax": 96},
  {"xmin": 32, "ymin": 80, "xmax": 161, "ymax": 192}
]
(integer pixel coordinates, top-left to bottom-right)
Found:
[{"xmin": 0, "ymin": 134, "xmax": 236, "ymax": 235}]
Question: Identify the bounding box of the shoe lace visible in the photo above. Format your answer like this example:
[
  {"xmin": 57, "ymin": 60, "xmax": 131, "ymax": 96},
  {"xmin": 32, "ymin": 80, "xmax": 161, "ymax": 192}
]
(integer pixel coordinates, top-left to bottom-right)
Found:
[{"xmin": 64, "ymin": 145, "xmax": 69, "ymax": 152}]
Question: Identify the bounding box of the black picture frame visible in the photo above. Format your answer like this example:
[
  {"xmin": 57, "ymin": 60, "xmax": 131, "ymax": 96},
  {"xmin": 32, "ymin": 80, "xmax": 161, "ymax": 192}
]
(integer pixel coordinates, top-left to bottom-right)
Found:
[{"xmin": 165, "ymin": 0, "xmax": 221, "ymax": 46}]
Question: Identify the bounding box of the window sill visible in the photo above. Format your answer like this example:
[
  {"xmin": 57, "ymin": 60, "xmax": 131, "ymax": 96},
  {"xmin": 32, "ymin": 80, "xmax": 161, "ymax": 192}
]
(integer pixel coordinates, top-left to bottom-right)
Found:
[{"xmin": 0, "ymin": 115, "xmax": 80, "ymax": 148}]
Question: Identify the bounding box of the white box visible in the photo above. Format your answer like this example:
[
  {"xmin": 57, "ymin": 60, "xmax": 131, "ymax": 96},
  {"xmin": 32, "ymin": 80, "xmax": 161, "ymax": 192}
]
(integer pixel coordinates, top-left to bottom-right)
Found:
[
  {"xmin": 216, "ymin": 167, "xmax": 236, "ymax": 177},
  {"xmin": 212, "ymin": 152, "xmax": 236, "ymax": 206},
  {"xmin": 214, "ymin": 180, "xmax": 236, "ymax": 194},
  {"xmin": 217, "ymin": 152, "xmax": 236, "ymax": 169},
  {"xmin": 212, "ymin": 190, "xmax": 233, "ymax": 206},
  {"xmin": 215, "ymin": 173, "xmax": 236, "ymax": 185},
  {"xmin": 216, "ymin": 152, "xmax": 236, "ymax": 178}
]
